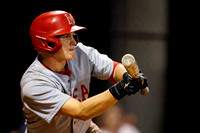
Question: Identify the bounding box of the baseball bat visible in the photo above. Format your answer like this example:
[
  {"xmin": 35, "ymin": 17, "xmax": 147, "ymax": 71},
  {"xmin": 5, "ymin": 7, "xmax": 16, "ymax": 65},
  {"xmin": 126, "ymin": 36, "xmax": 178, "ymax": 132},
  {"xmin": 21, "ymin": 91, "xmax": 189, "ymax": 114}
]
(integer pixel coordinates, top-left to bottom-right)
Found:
[{"xmin": 121, "ymin": 54, "xmax": 149, "ymax": 95}]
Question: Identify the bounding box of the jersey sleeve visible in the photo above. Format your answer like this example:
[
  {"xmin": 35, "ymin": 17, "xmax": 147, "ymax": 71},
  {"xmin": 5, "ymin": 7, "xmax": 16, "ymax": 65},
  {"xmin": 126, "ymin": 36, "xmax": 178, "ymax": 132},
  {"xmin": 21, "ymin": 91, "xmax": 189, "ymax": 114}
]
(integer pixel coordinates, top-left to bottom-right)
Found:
[
  {"xmin": 107, "ymin": 61, "xmax": 121, "ymax": 84},
  {"xmin": 78, "ymin": 43, "xmax": 114, "ymax": 80},
  {"xmin": 21, "ymin": 80, "xmax": 70, "ymax": 123}
]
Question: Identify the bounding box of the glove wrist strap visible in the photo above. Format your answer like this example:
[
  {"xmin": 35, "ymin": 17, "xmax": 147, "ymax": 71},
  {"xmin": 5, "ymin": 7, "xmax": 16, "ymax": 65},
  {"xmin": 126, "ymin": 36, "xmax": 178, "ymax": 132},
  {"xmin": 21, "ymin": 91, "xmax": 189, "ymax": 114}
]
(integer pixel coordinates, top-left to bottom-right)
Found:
[{"xmin": 109, "ymin": 82, "xmax": 126, "ymax": 100}]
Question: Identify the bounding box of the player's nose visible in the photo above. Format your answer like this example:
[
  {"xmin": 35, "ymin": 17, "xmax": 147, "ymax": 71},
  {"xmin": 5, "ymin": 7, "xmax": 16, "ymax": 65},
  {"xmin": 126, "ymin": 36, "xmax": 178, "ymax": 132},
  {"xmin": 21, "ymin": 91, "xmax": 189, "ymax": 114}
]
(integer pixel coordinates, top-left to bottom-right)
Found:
[{"xmin": 70, "ymin": 37, "xmax": 77, "ymax": 46}]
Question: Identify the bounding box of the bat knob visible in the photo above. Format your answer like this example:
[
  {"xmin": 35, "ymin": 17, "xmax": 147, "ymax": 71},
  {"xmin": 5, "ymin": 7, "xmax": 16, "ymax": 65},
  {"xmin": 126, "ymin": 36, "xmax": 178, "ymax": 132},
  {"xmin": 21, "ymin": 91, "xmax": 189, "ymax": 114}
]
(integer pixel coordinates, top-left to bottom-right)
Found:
[{"xmin": 140, "ymin": 87, "xmax": 149, "ymax": 95}]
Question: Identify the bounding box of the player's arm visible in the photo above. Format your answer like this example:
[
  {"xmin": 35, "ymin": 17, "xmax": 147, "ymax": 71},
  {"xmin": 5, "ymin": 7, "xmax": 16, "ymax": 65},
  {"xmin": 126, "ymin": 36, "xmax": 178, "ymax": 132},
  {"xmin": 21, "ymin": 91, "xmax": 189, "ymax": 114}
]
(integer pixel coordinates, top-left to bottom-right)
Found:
[
  {"xmin": 112, "ymin": 63, "xmax": 127, "ymax": 82},
  {"xmin": 59, "ymin": 71, "xmax": 147, "ymax": 121},
  {"xmin": 59, "ymin": 89, "xmax": 117, "ymax": 121},
  {"xmin": 107, "ymin": 62, "xmax": 128, "ymax": 83},
  {"xmin": 59, "ymin": 62, "xmax": 126, "ymax": 120}
]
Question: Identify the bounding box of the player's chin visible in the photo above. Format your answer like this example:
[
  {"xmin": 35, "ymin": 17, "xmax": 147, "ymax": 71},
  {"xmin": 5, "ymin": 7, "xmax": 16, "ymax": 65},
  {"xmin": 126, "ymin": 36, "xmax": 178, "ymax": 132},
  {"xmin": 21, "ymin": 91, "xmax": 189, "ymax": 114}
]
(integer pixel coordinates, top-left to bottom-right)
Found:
[{"xmin": 66, "ymin": 51, "xmax": 75, "ymax": 60}]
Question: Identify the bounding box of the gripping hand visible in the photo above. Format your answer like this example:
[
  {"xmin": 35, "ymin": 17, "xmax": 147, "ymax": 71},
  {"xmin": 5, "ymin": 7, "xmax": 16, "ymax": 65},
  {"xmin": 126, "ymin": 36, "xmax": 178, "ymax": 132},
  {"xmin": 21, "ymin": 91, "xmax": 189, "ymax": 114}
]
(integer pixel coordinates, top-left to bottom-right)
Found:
[{"xmin": 109, "ymin": 72, "xmax": 148, "ymax": 100}]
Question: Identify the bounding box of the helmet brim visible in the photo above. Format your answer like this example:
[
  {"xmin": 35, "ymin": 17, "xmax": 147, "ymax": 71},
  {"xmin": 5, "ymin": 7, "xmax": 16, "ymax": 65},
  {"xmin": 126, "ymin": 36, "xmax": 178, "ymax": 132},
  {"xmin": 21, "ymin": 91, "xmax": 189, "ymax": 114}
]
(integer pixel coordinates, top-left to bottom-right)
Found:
[
  {"xmin": 71, "ymin": 25, "xmax": 86, "ymax": 32},
  {"xmin": 53, "ymin": 25, "xmax": 86, "ymax": 36}
]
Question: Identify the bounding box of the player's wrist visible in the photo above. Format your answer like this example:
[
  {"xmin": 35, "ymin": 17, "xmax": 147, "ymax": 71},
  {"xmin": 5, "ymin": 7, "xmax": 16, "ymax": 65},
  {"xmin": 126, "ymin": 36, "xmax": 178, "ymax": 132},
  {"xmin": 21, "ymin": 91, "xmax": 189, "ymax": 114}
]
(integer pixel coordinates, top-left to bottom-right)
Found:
[
  {"xmin": 109, "ymin": 81, "xmax": 126, "ymax": 100},
  {"xmin": 109, "ymin": 72, "xmax": 130, "ymax": 100}
]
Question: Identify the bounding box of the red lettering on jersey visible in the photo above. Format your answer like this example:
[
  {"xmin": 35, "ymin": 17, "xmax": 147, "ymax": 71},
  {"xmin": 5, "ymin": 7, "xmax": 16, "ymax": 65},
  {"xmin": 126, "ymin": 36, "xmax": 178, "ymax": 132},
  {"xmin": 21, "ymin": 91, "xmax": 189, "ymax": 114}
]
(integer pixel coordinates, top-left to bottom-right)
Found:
[
  {"xmin": 73, "ymin": 88, "xmax": 82, "ymax": 102},
  {"xmin": 73, "ymin": 88, "xmax": 78, "ymax": 99},
  {"xmin": 73, "ymin": 84, "xmax": 89, "ymax": 102},
  {"xmin": 81, "ymin": 85, "xmax": 89, "ymax": 101}
]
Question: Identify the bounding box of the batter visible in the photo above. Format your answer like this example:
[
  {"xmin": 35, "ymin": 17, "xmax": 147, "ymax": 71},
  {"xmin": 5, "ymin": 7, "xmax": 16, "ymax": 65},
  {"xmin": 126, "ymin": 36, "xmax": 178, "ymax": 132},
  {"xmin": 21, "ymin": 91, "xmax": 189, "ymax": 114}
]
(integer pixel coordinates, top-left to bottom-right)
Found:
[{"xmin": 20, "ymin": 10, "xmax": 148, "ymax": 133}]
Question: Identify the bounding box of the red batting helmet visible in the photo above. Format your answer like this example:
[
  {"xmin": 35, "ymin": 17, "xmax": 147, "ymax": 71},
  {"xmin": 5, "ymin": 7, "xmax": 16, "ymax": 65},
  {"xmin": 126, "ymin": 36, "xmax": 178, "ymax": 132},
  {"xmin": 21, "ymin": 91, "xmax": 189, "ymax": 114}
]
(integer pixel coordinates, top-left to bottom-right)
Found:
[{"xmin": 30, "ymin": 10, "xmax": 86, "ymax": 53}]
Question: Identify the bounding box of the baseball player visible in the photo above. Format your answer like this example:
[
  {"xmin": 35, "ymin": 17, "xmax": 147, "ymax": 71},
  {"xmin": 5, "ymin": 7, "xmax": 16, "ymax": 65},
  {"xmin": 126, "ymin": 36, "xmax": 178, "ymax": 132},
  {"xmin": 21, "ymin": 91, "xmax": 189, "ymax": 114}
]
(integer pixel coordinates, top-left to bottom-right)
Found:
[{"xmin": 20, "ymin": 10, "xmax": 148, "ymax": 133}]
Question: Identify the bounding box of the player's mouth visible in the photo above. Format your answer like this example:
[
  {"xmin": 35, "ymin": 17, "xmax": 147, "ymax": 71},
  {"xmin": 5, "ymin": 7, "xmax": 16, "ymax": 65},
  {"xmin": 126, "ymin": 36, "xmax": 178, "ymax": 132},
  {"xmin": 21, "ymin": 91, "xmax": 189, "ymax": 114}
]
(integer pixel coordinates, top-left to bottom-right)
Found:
[{"xmin": 69, "ymin": 48, "xmax": 75, "ymax": 51}]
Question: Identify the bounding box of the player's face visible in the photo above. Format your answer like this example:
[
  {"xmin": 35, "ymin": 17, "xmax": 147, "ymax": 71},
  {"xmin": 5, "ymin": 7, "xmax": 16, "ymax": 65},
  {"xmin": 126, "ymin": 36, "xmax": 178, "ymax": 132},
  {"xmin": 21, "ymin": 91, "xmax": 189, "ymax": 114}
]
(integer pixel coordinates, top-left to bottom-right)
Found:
[{"xmin": 56, "ymin": 32, "xmax": 77, "ymax": 60}]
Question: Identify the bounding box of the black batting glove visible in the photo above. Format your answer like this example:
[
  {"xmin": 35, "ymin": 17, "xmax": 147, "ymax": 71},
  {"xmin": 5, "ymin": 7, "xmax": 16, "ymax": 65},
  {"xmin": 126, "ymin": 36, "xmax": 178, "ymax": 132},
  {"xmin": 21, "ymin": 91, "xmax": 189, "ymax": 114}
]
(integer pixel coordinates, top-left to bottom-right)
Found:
[{"xmin": 109, "ymin": 72, "xmax": 142, "ymax": 100}]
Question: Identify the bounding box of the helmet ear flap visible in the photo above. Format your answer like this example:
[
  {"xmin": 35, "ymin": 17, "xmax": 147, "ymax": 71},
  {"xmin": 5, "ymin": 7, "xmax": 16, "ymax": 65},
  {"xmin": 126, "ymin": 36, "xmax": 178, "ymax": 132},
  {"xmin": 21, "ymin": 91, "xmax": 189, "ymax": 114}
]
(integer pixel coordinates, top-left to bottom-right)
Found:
[
  {"xmin": 45, "ymin": 38, "xmax": 62, "ymax": 53},
  {"xmin": 34, "ymin": 37, "xmax": 62, "ymax": 53},
  {"xmin": 43, "ymin": 40, "xmax": 56, "ymax": 49}
]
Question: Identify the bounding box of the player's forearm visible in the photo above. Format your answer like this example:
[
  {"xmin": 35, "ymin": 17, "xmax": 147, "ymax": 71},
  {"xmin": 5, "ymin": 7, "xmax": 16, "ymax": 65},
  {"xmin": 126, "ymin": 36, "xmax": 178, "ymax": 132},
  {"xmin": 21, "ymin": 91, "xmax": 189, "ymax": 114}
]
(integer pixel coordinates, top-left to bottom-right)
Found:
[
  {"xmin": 59, "ymin": 90, "xmax": 117, "ymax": 121},
  {"xmin": 79, "ymin": 89, "xmax": 118, "ymax": 120},
  {"xmin": 113, "ymin": 64, "xmax": 127, "ymax": 82}
]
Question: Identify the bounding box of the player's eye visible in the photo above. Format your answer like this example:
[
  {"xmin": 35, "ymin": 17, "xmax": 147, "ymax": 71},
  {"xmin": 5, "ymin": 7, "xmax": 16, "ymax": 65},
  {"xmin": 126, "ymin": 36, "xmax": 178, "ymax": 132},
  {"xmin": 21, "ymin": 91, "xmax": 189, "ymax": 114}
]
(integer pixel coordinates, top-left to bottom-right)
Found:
[{"xmin": 64, "ymin": 35, "xmax": 70, "ymax": 38}]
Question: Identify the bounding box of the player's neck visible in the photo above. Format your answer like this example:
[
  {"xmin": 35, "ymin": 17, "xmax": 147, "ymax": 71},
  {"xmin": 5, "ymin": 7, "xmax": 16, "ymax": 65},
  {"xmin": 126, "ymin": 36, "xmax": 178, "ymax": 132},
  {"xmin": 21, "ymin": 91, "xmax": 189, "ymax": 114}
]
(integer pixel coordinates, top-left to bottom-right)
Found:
[{"xmin": 40, "ymin": 54, "xmax": 67, "ymax": 73}]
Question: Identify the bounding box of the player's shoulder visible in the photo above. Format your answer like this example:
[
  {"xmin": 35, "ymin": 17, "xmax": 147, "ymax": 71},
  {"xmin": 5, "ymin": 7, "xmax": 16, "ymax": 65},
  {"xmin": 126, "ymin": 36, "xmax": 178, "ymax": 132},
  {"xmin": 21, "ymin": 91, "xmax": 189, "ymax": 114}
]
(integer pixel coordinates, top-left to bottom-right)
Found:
[
  {"xmin": 20, "ymin": 56, "xmax": 55, "ymax": 88},
  {"xmin": 20, "ymin": 60, "xmax": 56, "ymax": 100},
  {"xmin": 76, "ymin": 42, "xmax": 96, "ymax": 55}
]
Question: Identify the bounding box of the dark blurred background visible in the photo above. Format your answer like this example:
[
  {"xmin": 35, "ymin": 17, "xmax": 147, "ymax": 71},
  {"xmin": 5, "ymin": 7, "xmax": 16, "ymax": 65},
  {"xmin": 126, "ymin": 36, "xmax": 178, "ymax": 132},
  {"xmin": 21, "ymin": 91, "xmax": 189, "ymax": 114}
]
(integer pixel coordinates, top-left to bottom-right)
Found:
[{"xmin": 1, "ymin": 0, "xmax": 198, "ymax": 133}]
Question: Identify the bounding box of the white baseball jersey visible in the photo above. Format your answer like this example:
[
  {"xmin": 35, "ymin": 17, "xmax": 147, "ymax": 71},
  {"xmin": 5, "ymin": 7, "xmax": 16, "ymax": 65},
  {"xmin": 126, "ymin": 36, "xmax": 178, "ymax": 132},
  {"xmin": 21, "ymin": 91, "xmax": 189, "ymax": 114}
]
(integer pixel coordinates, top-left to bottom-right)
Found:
[{"xmin": 20, "ymin": 43, "xmax": 115, "ymax": 133}]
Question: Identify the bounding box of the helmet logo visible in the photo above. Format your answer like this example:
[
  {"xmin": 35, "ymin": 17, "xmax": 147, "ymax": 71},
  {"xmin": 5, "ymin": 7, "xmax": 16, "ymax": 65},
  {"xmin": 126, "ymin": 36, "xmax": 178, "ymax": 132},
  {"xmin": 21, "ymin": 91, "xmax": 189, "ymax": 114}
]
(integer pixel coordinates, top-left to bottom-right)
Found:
[{"xmin": 64, "ymin": 13, "xmax": 75, "ymax": 25}]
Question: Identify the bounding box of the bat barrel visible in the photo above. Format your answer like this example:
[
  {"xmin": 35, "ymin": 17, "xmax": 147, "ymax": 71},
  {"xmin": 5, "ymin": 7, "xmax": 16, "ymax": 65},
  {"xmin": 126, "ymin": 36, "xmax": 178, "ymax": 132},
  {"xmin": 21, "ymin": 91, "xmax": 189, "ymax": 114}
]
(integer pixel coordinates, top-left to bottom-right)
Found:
[{"xmin": 121, "ymin": 54, "xmax": 140, "ymax": 78}]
